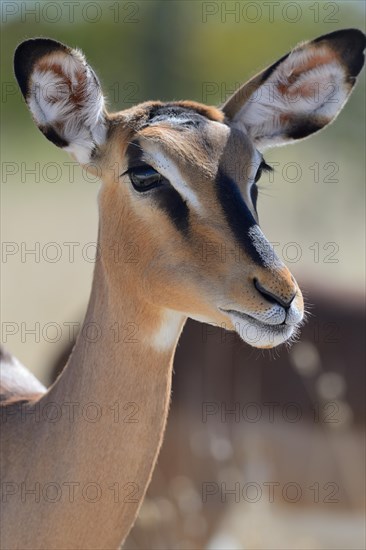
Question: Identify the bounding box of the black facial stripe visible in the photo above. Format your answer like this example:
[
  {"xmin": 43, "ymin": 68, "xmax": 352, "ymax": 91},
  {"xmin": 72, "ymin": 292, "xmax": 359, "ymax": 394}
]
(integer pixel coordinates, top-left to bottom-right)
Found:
[
  {"xmin": 153, "ymin": 186, "xmax": 190, "ymax": 235},
  {"xmin": 215, "ymin": 169, "xmax": 264, "ymax": 266}
]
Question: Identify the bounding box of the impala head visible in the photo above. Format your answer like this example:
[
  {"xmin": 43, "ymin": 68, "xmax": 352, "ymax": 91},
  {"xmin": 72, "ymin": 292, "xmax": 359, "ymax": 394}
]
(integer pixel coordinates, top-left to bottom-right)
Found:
[{"xmin": 14, "ymin": 30, "xmax": 365, "ymax": 348}]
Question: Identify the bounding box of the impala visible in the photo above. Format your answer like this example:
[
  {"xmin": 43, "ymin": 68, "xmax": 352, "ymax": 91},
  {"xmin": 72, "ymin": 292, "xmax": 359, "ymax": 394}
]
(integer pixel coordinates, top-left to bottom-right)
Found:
[{"xmin": 1, "ymin": 29, "xmax": 365, "ymax": 549}]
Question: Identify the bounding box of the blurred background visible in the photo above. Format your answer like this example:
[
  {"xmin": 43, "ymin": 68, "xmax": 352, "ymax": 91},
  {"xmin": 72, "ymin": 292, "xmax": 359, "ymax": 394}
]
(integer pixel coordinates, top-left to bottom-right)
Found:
[{"xmin": 1, "ymin": 1, "xmax": 365, "ymax": 548}]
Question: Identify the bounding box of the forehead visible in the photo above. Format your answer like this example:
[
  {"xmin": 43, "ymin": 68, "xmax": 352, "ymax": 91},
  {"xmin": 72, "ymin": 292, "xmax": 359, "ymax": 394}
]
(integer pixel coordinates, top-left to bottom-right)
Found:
[
  {"xmin": 120, "ymin": 101, "xmax": 254, "ymax": 175},
  {"xmin": 132, "ymin": 100, "xmax": 226, "ymax": 126},
  {"xmin": 143, "ymin": 101, "xmax": 224, "ymax": 126}
]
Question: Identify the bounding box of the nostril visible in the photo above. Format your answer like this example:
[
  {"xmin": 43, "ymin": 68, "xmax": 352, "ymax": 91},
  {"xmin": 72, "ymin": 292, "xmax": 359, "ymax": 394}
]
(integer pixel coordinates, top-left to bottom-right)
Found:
[{"xmin": 253, "ymin": 278, "xmax": 296, "ymax": 309}]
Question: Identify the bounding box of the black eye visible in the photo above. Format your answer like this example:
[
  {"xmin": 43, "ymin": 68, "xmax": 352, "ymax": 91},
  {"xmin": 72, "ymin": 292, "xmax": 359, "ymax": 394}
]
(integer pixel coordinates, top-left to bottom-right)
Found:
[
  {"xmin": 128, "ymin": 165, "xmax": 165, "ymax": 192},
  {"xmin": 254, "ymin": 160, "xmax": 272, "ymax": 183}
]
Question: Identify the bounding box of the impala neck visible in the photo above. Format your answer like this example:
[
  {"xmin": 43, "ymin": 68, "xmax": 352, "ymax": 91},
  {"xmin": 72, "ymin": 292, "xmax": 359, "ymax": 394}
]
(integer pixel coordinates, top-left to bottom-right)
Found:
[{"xmin": 34, "ymin": 256, "xmax": 186, "ymax": 548}]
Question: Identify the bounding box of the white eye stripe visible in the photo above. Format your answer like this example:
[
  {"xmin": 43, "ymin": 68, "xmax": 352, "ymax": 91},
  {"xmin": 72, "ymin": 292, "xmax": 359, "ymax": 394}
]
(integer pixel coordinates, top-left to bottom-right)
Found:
[
  {"xmin": 250, "ymin": 150, "xmax": 263, "ymax": 183},
  {"xmin": 139, "ymin": 142, "xmax": 204, "ymax": 213},
  {"xmin": 240, "ymin": 150, "xmax": 262, "ymax": 217}
]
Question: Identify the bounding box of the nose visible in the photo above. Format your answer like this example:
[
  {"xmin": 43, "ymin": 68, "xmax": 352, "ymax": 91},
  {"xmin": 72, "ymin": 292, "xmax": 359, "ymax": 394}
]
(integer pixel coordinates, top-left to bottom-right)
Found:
[{"xmin": 254, "ymin": 278, "xmax": 296, "ymax": 309}]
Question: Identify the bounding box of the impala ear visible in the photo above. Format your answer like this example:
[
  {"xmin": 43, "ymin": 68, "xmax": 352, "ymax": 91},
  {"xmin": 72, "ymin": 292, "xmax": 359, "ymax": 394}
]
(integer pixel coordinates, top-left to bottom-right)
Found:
[
  {"xmin": 14, "ymin": 38, "xmax": 107, "ymax": 164},
  {"xmin": 222, "ymin": 29, "xmax": 366, "ymax": 150}
]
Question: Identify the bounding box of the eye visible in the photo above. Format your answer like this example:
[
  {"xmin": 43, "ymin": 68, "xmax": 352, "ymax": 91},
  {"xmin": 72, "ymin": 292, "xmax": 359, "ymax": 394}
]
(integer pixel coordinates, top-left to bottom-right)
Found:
[
  {"xmin": 254, "ymin": 160, "xmax": 272, "ymax": 183},
  {"xmin": 128, "ymin": 165, "xmax": 165, "ymax": 192}
]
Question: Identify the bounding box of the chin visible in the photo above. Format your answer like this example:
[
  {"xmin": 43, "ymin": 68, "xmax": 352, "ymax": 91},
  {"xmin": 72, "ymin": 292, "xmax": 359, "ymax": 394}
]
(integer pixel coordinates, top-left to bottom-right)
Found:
[{"xmin": 228, "ymin": 313, "xmax": 297, "ymax": 349}]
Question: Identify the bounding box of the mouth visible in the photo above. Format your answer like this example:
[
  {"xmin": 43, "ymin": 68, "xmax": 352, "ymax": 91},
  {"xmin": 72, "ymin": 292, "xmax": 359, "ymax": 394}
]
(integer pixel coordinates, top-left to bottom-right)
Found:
[{"xmin": 219, "ymin": 308, "xmax": 296, "ymax": 349}]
